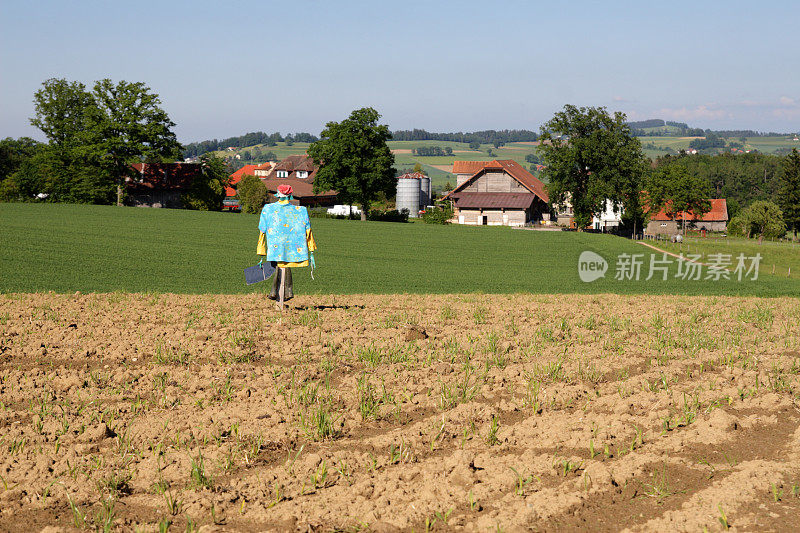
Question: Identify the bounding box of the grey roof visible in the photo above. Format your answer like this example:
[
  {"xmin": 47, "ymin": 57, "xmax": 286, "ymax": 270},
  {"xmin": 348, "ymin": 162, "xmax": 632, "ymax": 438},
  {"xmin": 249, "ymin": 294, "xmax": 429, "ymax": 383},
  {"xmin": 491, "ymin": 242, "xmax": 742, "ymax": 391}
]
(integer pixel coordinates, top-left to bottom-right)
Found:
[{"xmin": 452, "ymin": 192, "xmax": 536, "ymax": 209}]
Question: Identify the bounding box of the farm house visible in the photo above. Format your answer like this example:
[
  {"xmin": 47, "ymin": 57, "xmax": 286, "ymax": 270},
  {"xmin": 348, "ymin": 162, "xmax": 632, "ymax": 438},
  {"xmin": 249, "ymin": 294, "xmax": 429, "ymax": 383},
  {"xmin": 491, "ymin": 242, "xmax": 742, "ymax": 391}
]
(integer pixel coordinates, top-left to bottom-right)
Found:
[
  {"xmin": 226, "ymin": 162, "xmax": 275, "ymax": 200},
  {"xmin": 646, "ymin": 199, "xmax": 729, "ymax": 235},
  {"xmin": 125, "ymin": 162, "xmax": 201, "ymax": 208},
  {"xmin": 259, "ymin": 155, "xmax": 338, "ymax": 207},
  {"xmin": 555, "ymin": 195, "xmax": 624, "ymax": 231},
  {"xmin": 445, "ymin": 160, "xmax": 550, "ymax": 226}
]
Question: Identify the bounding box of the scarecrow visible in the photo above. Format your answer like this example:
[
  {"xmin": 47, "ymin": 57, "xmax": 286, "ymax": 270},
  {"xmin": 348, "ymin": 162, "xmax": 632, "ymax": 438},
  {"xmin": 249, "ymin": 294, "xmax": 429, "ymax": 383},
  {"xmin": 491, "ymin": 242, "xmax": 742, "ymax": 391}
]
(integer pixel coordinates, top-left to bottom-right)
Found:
[{"xmin": 257, "ymin": 184, "xmax": 316, "ymax": 308}]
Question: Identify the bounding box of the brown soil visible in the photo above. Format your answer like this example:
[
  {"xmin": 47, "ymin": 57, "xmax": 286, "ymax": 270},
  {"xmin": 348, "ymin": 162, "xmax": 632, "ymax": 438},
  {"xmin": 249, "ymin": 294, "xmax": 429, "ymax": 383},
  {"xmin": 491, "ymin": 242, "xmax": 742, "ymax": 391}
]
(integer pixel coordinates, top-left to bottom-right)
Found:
[
  {"xmin": 391, "ymin": 149, "xmax": 412, "ymax": 154},
  {"xmin": 1, "ymin": 294, "xmax": 799, "ymax": 531}
]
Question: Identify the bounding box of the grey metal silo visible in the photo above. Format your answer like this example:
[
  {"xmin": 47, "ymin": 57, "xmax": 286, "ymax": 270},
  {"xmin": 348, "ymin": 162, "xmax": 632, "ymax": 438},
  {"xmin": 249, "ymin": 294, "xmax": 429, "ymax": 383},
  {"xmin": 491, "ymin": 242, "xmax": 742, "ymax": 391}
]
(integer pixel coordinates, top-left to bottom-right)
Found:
[
  {"xmin": 420, "ymin": 175, "xmax": 431, "ymax": 207},
  {"xmin": 396, "ymin": 175, "xmax": 421, "ymax": 217}
]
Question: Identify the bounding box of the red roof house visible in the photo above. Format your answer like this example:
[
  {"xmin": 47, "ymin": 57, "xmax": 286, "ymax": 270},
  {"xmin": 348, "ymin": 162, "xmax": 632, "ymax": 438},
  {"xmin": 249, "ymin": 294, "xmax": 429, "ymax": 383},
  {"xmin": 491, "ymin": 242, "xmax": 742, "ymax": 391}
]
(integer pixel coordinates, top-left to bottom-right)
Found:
[
  {"xmin": 646, "ymin": 199, "xmax": 728, "ymax": 234},
  {"xmin": 648, "ymin": 198, "xmax": 728, "ymax": 222},
  {"xmin": 225, "ymin": 156, "xmax": 336, "ymax": 206},
  {"xmin": 126, "ymin": 162, "xmax": 201, "ymax": 208},
  {"xmin": 226, "ymin": 164, "xmax": 259, "ymax": 197},
  {"xmin": 260, "ymin": 155, "xmax": 337, "ymax": 206}
]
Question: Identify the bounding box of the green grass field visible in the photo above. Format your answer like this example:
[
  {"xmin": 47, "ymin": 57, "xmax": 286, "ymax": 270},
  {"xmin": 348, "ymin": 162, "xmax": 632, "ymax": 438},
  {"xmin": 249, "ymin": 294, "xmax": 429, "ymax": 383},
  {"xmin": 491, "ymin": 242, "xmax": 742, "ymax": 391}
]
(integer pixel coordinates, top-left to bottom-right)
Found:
[
  {"xmin": 743, "ymin": 136, "xmax": 800, "ymax": 153},
  {"xmin": 2, "ymin": 203, "xmax": 799, "ymax": 296},
  {"xmin": 640, "ymin": 135, "xmax": 800, "ymax": 158},
  {"xmin": 652, "ymin": 235, "xmax": 800, "ymax": 280}
]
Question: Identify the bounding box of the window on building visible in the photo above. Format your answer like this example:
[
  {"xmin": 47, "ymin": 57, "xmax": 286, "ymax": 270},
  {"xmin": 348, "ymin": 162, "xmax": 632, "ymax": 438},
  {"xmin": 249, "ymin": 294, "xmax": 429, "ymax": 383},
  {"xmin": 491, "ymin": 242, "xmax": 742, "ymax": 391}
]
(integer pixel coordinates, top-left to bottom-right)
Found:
[
  {"xmin": 277, "ymin": 170, "xmax": 288, "ymax": 178},
  {"xmin": 660, "ymin": 223, "xmax": 667, "ymax": 227},
  {"xmin": 297, "ymin": 171, "xmax": 308, "ymax": 179}
]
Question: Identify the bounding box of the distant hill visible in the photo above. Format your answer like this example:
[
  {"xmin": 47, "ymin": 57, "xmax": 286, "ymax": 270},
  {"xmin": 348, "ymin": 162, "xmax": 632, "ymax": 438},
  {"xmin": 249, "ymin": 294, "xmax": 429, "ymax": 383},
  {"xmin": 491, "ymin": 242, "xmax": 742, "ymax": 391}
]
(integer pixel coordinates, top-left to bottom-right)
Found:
[
  {"xmin": 627, "ymin": 119, "xmax": 793, "ymax": 138},
  {"xmin": 391, "ymin": 129, "xmax": 538, "ymax": 145},
  {"xmin": 628, "ymin": 119, "xmax": 687, "ymax": 130},
  {"xmin": 183, "ymin": 131, "xmax": 319, "ymax": 159}
]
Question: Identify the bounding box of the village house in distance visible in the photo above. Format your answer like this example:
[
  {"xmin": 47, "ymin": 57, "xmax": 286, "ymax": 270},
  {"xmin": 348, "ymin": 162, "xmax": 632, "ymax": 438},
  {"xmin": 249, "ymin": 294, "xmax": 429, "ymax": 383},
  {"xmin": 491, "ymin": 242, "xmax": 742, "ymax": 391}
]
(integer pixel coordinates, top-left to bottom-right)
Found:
[
  {"xmin": 646, "ymin": 199, "xmax": 729, "ymax": 235},
  {"xmin": 445, "ymin": 160, "xmax": 550, "ymax": 226},
  {"xmin": 125, "ymin": 162, "xmax": 201, "ymax": 208},
  {"xmin": 227, "ymin": 155, "xmax": 337, "ymax": 207}
]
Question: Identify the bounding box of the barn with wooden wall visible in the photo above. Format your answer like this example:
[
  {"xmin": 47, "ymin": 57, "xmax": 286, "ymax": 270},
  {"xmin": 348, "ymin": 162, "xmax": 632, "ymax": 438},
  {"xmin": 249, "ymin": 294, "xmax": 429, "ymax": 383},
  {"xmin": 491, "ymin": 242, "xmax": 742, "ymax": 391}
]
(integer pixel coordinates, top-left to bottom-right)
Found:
[{"xmin": 446, "ymin": 160, "xmax": 550, "ymax": 226}]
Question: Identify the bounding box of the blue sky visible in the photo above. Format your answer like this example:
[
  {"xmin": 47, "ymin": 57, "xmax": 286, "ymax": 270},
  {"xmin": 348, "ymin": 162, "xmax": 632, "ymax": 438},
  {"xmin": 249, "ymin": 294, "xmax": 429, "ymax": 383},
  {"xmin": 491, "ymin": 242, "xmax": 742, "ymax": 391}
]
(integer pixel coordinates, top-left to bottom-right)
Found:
[{"xmin": 1, "ymin": 0, "xmax": 798, "ymax": 142}]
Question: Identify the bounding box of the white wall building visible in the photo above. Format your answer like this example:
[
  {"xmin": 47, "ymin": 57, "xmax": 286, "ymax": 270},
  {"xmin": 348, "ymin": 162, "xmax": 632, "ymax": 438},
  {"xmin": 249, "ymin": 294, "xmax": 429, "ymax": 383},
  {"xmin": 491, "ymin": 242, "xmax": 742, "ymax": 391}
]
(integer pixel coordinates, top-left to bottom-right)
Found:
[
  {"xmin": 327, "ymin": 205, "xmax": 361, "ymax": 216},
  {"xmin": 555, "ymin": 193, "xmax": 623, "ymax": 230},
  {"xmin": 592, "ymin": 199, "xmax": 623, "ymax": 231}
]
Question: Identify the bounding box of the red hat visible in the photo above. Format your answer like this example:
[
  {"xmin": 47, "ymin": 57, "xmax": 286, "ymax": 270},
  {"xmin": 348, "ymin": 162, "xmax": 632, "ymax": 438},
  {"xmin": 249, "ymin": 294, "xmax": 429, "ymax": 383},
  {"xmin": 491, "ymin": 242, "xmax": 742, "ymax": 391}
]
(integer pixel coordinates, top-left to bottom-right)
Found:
[{"xmin": 277, "ymin": 184, "xmax": 293, "ymax": 196}]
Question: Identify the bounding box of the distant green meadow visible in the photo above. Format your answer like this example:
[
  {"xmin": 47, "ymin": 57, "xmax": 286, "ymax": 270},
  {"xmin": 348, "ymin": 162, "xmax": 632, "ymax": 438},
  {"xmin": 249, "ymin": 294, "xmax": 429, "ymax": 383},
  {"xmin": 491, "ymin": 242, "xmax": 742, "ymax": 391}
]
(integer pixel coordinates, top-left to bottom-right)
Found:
[
  {"xmin": 1, "ymin": 204, "xmax": 798, "ymax": 296},
  {"xmin": 654, "ymin": 235, "xmax": 800, "ymax": 280},
  {"xmin": 640, "ymin": 135, "xmax": 800, "ymax": 158}
]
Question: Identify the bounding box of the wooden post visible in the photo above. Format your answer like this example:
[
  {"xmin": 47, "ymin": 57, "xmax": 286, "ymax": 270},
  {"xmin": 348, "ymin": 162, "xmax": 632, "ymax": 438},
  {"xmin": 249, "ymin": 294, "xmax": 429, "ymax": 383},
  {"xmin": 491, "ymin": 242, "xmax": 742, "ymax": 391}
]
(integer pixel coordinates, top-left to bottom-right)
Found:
[{"xmin": 277, "ymin": 267, "xmax": 286, "ymax": 311}]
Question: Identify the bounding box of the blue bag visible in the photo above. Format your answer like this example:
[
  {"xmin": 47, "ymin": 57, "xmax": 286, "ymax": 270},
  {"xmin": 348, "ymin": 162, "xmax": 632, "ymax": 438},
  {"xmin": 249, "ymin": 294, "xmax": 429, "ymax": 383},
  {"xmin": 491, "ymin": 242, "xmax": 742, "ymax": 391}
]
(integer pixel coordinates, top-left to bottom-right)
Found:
[{"xmin": 244, "ymin": 261, "xmax": 276, "ymax": 285}]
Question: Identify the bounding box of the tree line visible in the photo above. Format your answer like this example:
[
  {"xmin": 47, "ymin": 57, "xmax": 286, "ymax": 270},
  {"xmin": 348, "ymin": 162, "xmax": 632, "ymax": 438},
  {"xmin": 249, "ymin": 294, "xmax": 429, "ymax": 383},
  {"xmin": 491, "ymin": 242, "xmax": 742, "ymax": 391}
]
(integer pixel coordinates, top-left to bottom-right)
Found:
[
  {"xmin": 391, "ymin": 128, "xmax": 538, "ymax": 145},
  {"xmin": 688, "ymin": 132, "xmax": 727, "ymax": 150},
  {"xmin": 0, "ymin": 78, "xmax": 228, "ymax": 210},
  {"xmin": 653, "ymin": 152, "xmax": 785, "ymax": 218},
  {"xmin": 238, "ymin": 147, "xmax": 278, "ymax": 162},
  {"xmin": 182, "ymin": 132, "xmax": 320, "ymax": 159},
  {"xmin": 413, "ymin": 146, "xmax": 453, "ymax": 156},
  {"xmin": 628, "ymin": 119, "xmax": 688, "ymax": 129},
  {"xmin": 627, "ymin": 118, "xmax": 794, "ymax": 138}
]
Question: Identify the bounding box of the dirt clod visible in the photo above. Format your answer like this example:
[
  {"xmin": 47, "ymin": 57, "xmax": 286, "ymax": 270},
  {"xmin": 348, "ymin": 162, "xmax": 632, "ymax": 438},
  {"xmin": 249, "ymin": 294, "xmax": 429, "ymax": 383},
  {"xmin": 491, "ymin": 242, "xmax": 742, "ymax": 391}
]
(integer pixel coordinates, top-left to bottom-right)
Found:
[{"xmin": 404, "ymin": 325, "xmax": 428, "ymax": 341}]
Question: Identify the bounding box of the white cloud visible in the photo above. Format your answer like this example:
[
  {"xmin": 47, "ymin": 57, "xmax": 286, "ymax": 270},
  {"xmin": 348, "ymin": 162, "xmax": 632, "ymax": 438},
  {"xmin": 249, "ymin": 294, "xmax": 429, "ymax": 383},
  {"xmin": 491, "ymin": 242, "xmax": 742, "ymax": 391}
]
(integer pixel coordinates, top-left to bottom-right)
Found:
[
  {"xmin": 772, "ymin": 107, "xmax": 800, "ymax": 119},
  {"xmin": 779, "ymin": 96, "xmax": 796, "ymax": 106}
]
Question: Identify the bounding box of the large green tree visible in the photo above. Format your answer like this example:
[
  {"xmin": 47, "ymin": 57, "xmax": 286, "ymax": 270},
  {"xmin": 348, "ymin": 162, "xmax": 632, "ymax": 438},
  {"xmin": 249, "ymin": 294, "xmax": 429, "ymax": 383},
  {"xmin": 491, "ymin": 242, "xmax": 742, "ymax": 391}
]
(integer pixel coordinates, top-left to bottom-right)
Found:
[
  {"xmin": 646, "ymin": 165, "xmax": 712, "ymax": 235},
  {"xmin": 0, "ymin": 137, "xmax": 43, "ymax": 202},
  {"xmin": 237, "ymin": 175, "xmax": 268, "ymax": 214},
  {"xmin": 30, "ymin": 79, "xmax": 96, "ymax": 167},
  {"xmin": 779, "ymin": 148, "xmax": 800, "ymax": 240},
  {"xmin": 308, "ymin": 107, "xmax": 395, "ymax": 221},
  {"xmin": 538, "ymin": 105, "xmax": 647, "ymax": 231},
  {"xmin": 27, "ymin": 79, "xmax": 114, "ymax": 203},
  {"xmin": 0, "ymin": 137, "xmax": 42, "ymax": 182},
  {"xmin": 89, "ymin": 79, "xmax": 183, "ymax": 205},
  {"xmin": 28, "ymin": 78, "xmax": 182, "ymax": 205},
  {"xmin": 732, "ymin": 200, "xmax": 786, "ymax": 243},
  {"xmin": 182, "ymin": 153, "xmax": 230, "ymax": 210}
]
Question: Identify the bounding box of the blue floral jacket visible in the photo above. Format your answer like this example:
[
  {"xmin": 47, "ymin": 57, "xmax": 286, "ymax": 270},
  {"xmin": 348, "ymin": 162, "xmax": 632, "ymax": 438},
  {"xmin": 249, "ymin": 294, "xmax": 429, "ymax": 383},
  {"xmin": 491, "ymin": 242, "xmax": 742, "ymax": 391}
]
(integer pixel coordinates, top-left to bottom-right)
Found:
[{"xmin": 258, "ymin": 202, "xmax": 314, "ymax": 262}]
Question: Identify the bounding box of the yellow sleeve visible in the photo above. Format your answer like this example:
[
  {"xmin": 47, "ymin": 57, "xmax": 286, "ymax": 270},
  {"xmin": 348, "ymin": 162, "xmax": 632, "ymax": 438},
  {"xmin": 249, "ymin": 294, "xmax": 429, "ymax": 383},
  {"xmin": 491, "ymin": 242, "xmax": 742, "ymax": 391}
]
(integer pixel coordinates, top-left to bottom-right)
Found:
[
  {"xmin": 306, "ymin": 228, "xmax": 317, "ymax": 252},
  {"xmin": 257, "ymin": 232, "xmax": 266, "ymax": 256}
]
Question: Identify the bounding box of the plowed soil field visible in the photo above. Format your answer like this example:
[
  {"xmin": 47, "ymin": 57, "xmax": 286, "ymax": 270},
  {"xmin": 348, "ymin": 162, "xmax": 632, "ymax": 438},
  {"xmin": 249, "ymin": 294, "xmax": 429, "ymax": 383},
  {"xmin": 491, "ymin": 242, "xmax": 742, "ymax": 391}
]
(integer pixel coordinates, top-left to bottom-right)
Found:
[{"xmin": 2, "ymin": 293, "xmax": 800, "ymax": 532}]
